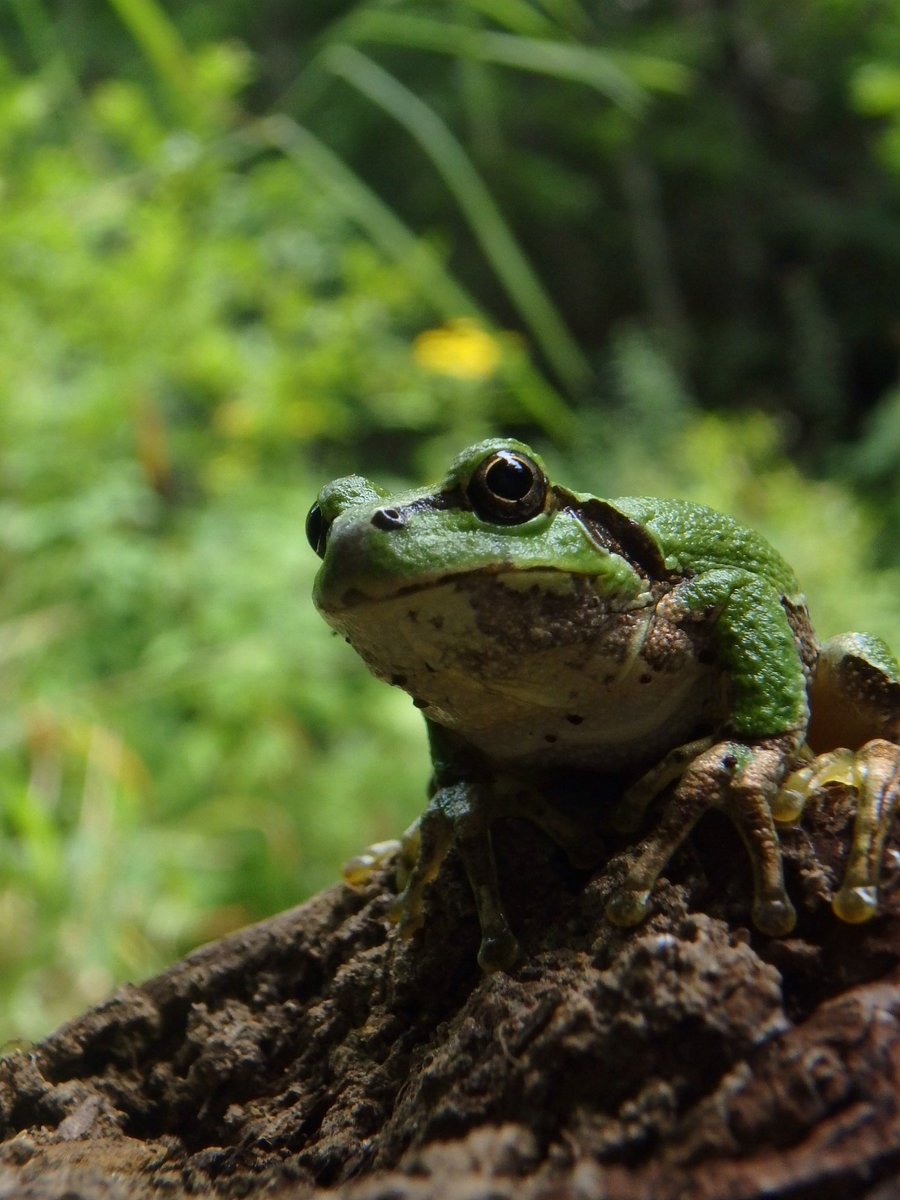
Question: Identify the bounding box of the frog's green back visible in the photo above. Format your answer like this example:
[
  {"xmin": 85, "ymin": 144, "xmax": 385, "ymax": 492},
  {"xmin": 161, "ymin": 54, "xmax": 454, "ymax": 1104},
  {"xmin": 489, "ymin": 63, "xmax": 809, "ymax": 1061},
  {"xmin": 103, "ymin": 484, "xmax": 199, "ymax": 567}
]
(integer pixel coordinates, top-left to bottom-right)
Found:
[{"xmin": 610, "ymin": 497, "xmax": 802, "ymax": 599}]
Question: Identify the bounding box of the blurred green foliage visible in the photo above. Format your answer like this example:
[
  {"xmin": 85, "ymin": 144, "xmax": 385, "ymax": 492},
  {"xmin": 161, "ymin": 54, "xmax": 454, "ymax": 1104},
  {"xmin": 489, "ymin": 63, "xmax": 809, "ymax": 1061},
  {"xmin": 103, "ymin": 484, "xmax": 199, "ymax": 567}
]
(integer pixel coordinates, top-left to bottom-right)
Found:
[{"xmin": 0, "ymin": 0, "xmax": 897, "ymax": 1042}]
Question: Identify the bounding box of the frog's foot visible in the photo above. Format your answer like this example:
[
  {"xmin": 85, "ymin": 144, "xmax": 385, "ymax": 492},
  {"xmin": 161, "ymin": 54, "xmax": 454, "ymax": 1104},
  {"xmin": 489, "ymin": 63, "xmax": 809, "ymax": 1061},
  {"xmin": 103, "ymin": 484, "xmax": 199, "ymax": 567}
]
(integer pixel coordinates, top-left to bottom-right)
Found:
[
  {"xmin": 390, "ymin": 783, "xmax": 519, "ymax": 973},
  {"xmin": 779, "ymin": 739, "xmax": 900, "ymax": 923},
  {"xmin": 342, "ymin": 820, "xmax": 421, "ymax": 890},
  {"xmin": 606, "ymin": 739, "xmax": 797, "ymax": 936}
]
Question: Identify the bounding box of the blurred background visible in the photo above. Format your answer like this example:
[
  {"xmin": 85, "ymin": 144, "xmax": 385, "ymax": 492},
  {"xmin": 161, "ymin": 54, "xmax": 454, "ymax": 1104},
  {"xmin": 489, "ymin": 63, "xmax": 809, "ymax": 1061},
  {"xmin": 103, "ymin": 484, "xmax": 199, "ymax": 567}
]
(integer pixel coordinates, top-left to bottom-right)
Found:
[{"xmin": 1, "ymin": 0, "xmax": 898, "ymax": 1043}]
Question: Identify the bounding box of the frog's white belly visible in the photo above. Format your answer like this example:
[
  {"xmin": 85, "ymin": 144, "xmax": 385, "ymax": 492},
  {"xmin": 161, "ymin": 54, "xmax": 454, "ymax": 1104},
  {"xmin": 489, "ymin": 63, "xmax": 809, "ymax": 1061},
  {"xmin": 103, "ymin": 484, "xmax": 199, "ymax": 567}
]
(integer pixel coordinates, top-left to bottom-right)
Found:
[
  {"xmin": 326, "ymin": 570, "xmax": 719, "ymax": 773},
  {"xmin": 449, "ymin": 658, "xmax": 713, "ymax": 770}
]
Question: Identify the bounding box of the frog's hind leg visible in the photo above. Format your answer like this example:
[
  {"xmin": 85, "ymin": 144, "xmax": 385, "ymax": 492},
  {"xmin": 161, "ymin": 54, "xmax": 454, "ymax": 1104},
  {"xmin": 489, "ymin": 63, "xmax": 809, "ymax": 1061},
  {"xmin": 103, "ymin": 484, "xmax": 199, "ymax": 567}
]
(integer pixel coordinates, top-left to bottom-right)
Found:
[
  {"xmin": 779, "ymin": 740, "xmax": 900, "ymax": 923},
  {"xmin": 606, "ymin": 738, "xmax": 798, "ymax": 935},
  {"xmin": 490, "ymin": 786, "xmax": 607, "ymax": 869},
  {"xmin": 807, "ymin": 633, "xmax": 900, "ymax": 753}
]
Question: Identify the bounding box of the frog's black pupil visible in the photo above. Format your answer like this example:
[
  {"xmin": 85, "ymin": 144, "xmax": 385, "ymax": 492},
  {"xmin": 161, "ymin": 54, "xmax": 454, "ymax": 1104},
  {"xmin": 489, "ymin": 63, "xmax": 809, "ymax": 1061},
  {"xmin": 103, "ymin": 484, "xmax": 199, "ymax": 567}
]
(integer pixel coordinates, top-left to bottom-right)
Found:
[
  {"xmin": 306, "ymin": 502, "xmax": 327, "ymax": 558},
  {"xmin": 485, "ymin": 456, "xmax": 532, "ymax": 500},
  {"xmin": 468, "ymin": 450, "xmax": 546, "ymax": 524}
]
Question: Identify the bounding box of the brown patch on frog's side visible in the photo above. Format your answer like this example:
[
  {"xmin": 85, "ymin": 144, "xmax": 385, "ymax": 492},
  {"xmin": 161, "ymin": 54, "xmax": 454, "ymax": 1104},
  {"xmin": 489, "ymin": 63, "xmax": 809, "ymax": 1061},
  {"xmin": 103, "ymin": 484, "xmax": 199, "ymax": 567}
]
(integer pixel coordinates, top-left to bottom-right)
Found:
[
  {"xmin": 783, "ymin": 596, "xmax": 817, "ymax": 677},
  {"xmin": 639, "ymin": 598, "xmax": 715, "ymax": 676}
]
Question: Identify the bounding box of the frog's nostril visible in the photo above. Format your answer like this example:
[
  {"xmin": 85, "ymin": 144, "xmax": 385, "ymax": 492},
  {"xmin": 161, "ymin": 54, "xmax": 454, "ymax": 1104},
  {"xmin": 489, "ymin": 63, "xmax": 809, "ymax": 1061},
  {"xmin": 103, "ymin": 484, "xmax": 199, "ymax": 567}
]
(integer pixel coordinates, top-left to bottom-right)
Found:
[{"xmin": 372, "ymin": 507, "xmax": 406, "ymax": 532}]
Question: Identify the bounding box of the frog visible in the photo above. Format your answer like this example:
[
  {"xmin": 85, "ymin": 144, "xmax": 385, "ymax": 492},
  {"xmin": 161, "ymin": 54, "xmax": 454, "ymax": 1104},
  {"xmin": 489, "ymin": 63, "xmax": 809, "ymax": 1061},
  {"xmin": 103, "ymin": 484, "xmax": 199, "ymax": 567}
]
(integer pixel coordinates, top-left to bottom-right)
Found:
[{"xmin": 306, "ymin": 438, "xmax": 900, "ymax": 972}]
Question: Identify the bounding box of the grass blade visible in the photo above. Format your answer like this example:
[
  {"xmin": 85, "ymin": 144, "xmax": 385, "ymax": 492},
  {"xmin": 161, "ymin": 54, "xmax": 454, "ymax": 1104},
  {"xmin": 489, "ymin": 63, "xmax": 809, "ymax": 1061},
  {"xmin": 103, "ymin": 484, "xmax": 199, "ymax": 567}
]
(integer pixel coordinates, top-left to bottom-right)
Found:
[
  {"xmin": 103, "ymin": 0, "xmax": 195, "ymax": 111},
  {"xmin": 256, "ymin": 115, "xmax": 477, "ymax": 317},
  {"xmin": 252, "ymin": 115, "xmax": 578, "ymax": 437},
  {"xmin": 323, "ymin": 45, "xmax": 593, "ymax": 397},
  {"xmin": 450, "ymin": 0, "xmax": 560, "ymax": 37}
]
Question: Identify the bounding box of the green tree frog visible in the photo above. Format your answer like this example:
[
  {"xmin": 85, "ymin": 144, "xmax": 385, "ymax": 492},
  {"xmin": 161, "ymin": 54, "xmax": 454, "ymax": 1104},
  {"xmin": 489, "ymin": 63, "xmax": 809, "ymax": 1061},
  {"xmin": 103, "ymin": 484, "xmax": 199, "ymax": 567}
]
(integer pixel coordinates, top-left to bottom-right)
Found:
[{"xmin": 306, "ymin": 440, "xmax": 900, "ymax": 971}]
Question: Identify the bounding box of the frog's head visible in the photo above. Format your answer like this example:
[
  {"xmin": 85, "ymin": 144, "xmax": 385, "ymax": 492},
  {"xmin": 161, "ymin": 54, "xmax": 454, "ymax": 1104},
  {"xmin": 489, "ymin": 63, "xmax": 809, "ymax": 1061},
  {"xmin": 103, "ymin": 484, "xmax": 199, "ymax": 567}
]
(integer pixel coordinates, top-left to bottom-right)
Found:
[
  {"xmin": 307, "ymin": 440, "xmax": 634, "ymax": 607},
  {"xmin": 306, "ymin": 440, "xmax": 648, "ymax": 735}
]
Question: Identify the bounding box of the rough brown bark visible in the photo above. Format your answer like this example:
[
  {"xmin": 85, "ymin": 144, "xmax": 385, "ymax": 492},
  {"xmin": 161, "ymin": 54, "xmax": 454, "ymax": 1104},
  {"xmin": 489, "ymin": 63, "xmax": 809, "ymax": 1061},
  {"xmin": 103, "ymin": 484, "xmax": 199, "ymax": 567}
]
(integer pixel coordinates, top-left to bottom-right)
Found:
[{"xmin": 1, "ymin": 788, "xmax": 900, "ymax": 1199}]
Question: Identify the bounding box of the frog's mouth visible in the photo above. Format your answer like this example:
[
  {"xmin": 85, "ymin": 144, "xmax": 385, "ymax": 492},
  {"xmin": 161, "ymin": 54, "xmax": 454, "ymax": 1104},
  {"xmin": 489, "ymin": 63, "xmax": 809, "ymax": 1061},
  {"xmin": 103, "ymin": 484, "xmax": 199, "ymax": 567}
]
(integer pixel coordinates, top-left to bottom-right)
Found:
[{"xmin": 329, "ymin": 563, "xmax": 584, "ymax": 611}]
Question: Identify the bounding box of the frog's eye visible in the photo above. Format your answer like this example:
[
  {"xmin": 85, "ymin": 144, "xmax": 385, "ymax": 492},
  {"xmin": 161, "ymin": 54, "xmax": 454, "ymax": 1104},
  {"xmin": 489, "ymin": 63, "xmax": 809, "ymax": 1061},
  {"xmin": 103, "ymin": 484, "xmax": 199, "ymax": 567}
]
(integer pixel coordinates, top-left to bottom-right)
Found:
[
  {"xmin": 467, "ymin": 450, "xmax": 548, "ymax": 524},
  {"xmin": 305, "ymin": 502, "xmax": 330, "ymax": 558}
]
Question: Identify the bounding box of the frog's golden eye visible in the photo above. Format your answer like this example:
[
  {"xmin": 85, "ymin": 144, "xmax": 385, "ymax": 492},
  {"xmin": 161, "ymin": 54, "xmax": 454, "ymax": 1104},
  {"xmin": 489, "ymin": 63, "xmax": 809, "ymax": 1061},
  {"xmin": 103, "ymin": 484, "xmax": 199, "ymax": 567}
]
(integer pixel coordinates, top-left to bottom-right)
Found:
[
  {"xmin": 467, "ymin": 450, "xmax": 547, "ymax": 524},
  {"xmin": 306, "ymin": 502, "xmax": 330, "ymax": 558}
]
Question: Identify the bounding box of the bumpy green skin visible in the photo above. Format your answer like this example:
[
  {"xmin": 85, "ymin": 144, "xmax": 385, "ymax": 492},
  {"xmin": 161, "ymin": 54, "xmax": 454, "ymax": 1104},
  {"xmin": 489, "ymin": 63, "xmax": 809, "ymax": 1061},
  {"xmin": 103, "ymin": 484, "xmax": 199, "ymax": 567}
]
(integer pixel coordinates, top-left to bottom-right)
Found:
[
  {"xmin": 607, "ymin": 497, "xmax": 809, "ymax": 738},
  {"xmin": 310, "ymin": 439, "xmax": 900, "ymax": 971}
]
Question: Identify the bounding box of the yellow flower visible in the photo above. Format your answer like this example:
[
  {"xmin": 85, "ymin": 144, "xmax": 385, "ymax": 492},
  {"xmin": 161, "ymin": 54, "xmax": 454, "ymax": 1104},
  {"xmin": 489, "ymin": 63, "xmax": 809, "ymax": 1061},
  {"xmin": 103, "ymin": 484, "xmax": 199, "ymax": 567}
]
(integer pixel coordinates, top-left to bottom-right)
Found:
[{"xmin": 413, "ymin": 318, "xmax": 504, "ymax": 380}]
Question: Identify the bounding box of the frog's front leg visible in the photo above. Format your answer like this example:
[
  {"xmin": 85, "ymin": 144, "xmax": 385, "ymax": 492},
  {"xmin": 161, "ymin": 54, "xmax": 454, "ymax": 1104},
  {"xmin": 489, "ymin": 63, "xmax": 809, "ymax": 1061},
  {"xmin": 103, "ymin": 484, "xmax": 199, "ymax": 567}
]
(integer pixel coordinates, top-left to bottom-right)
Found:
[
  {"xmin": 606, "ymin": 736, "xmax": 800, "ymax": 935},
  {"xmin": 389, "ymin": 777, "xmax": 606, "ymax": 972},
  {"xmin": 608, "ymin": 567, "xmax": 808, "ymax": 934},
  {"xmin": 390, "ymin": 780, "xmax": 520, "ymax": 972},
  {"xmin": 606, "ymin": 736, "xmax": 716, "ymax": 835}
]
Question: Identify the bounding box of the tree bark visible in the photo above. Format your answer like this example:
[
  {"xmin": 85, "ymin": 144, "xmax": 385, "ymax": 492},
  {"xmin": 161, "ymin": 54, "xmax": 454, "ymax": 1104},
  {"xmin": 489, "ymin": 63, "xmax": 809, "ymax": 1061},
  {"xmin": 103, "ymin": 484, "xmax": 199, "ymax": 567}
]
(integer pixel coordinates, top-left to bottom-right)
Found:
[{"xmin": 1, "ymin": 789, "xmax": 899, "ymax": 1199}]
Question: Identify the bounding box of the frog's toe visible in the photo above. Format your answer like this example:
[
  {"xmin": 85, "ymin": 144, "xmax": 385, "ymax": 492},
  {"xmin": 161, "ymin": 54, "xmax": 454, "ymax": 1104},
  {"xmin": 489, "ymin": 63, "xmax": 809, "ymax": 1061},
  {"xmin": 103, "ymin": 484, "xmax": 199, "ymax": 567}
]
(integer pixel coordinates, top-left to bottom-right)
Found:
[
  {"xmin": 833, "ymin": 884, "xmax": 879, "ymax": 924},
  {"xmin": 775, "ymin": 748, "xmax": 856, "ymax": 825},
  {"xmin": 605, "ymin": 887, "xmax": 652, "ymax": 927},
  {"xmin": 477, "ymin": 928, "xmax": 519, "ymax": 973},
  {"xmin": 342, "ymin": 839, "xmax": 404, "ymax": 888},
  {"xmin": 752, "ymin": 895, "xmax": 796, "ymax": 937},
  {"xmin": 609, "ymin": 736, "xmax": 717, "ymax": 835}
]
